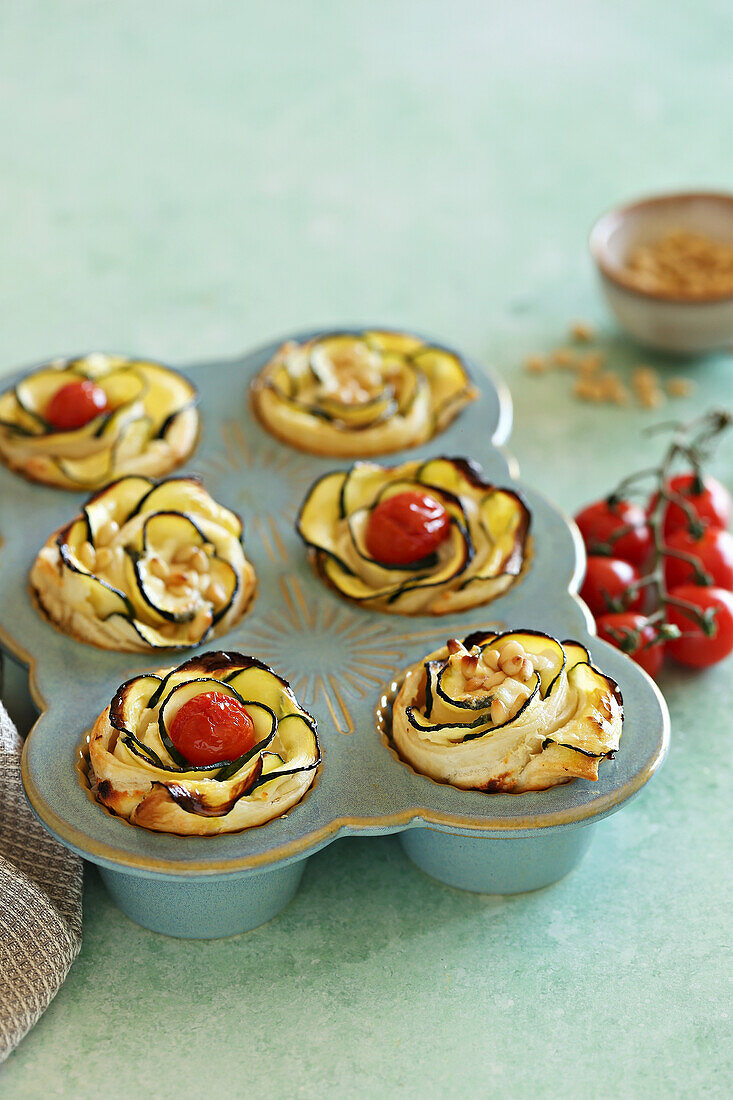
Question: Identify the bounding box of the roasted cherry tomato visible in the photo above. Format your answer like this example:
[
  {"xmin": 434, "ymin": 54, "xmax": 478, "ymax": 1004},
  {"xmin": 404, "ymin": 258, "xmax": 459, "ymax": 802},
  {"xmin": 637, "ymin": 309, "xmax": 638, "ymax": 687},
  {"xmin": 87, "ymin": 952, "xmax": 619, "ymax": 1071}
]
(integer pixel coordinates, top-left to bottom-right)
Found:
[
  {"xmin": 596, "ymin": 611, "xmax": 666, "ymax": 679},
  {"xmin": 663, "ymin": 526, "xmax": 733, "ymax": 592},
  {"xmin": 580, "ymin": 556, "xmax": 642, "ymax": 617},
  {"xmin": 365, "ymin": 490, "xmax": 450, "ymax": 566},
  {"xmin": 665, "ymin": 585, "xmax": 733, "ymax": 669},
  {"xmin": 45, "ymin": 379, "xmax": 109, "ymax": 430},
  {"xmin": 168, "ymin": 691, "xmax": 256, "ymax": 766},
  {"xmin": 574, "ymin": 499, "xmax": 652, "ymax": 567},
  {"xmin": 650, "ymin": 473, "xmax": 732, "ymax": 538}
]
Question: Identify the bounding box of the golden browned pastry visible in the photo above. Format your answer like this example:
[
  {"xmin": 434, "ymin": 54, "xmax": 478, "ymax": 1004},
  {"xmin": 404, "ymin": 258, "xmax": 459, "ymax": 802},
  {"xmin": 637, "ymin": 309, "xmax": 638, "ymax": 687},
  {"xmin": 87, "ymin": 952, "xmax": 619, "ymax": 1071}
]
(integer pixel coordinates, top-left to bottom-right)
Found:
[
  {"xmin": 251, "ymin": 330, "xmax": 476, "ymax": 456},
  {"xmin": 296, "ymin": 457, "xmax": 530, "ymax": 615},
  {"xmin": 0, "ymin": 353, "xmax": 198, "ymax": 489},
  {"xmin": 31, "ymin": 476, "xmax": 256, "ymax": 651},
  {"xmin": 88, "ymin": 651, "xmax": 321, "ymax": 835},
  {"xmin": 391, "ymin": 630, "xmax": 623, "ymax": 792}
]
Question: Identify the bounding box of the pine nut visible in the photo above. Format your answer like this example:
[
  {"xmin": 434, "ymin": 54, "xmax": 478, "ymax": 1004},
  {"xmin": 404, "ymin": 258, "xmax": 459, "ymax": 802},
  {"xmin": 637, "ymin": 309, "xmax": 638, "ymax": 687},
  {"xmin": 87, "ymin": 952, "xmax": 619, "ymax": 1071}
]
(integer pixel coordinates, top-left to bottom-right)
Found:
[
  {"xmin": 79, "ymin": 541, "xmax": 96, "ymax": 570},
  {"xmin": 500, "ymin": 655, "xmax": 524, "ymax": 676},
  {"xmin": 490, "ymin": 698, "xmax": 507, "ymax": 725},
  {"xmin": 97, "ymin": 520, "xmax": 119, "ymax": 546},
  {"xmin": 482, "ymin": 648, "xmax": 500, "ymax": 671},
  {"xmin": 95, "ymin": 547, "xmax": 113, "ymax": 570},
  {"xmin": 206, "ymin": 580, "xmax": 227, "ymax": 605},
  {"xmin": 190, "ymin": 548, "xmax": 209, "ymax": 573},
  {"xmin": 519, "ymin": 657, "xmax": 534, "ymax": 681},
  {"xmin": 149, "ymin": 556, "xmax": 169, "ymax": 580},
  {"xmin": 498, "ymin": 640, "xmax": 524, "ymax": 662}
]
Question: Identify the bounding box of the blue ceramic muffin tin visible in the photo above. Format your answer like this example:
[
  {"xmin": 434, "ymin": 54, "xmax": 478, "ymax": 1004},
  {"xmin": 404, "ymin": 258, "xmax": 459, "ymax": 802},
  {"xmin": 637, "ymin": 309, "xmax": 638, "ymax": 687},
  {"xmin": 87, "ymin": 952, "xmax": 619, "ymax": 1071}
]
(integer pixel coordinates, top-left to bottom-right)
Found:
[{"xmin": 0, "ymin": 332, "xmax": 669, "ymax": 938}]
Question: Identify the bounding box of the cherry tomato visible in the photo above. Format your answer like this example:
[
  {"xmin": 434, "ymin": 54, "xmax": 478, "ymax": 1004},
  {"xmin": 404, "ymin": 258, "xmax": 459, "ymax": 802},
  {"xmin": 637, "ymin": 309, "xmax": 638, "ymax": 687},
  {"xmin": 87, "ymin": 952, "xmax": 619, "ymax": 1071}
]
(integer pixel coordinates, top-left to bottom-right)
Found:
[
  {"xmin": 663, "ymin": 526, "xmax": 733, "ymax": 591},
  {"xmin": 596, "ymin": 612, "xmax": 666, "ymax": 679},
  {"xmin": 580, "ymin": 556, "xmax": 642, "ymax": 617},
  {"xmin": 650, "ymin": 473, "xmax": 732, "ymax": 538},
  {"xmin": 46, "ymin": 379, "xmax": 109, "ymax": 430},
  {"xmin": 574, "ymin": 499, "xmax": 652, "ymax": 567},
  {"xmin": 365, "ymin": 490, "xmax": 450, "ymax": 566},
  {"xmin": 168, "ymin": 691, "xmax": 256, "ymax": 766},
  {"xmin": 665, "ymin": 585, "xmax": 733, "ymax": 669}
]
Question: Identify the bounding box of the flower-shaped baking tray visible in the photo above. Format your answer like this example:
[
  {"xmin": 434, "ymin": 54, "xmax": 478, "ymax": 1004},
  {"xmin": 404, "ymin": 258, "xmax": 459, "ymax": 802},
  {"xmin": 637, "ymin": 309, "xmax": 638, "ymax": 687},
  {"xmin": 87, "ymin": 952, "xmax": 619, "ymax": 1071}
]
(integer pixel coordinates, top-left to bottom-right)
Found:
[{"xmin": 0, "ymin": 331, "xmax": 670, "ymax": 938}]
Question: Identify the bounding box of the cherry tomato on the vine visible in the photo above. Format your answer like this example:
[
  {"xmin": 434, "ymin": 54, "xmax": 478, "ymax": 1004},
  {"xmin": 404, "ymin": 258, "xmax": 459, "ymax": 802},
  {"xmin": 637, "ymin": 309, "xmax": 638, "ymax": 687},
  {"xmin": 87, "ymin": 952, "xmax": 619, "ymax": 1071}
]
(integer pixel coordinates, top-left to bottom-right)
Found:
[
  {"xmin": 663, "ymin": 526, "xmax": 733, "ymax": 592},
  {"xmin": 650, "ymin": 473, "xmax": 732, "ymax": 538},
  {"xmin": 596, "ymin": 612, "xmax": 666, "ymax": 679},
  {"xmin": 168, "ymin": 691, "xmax": 256, "ymax": 766},
  {"xmin": 580, "ymin": 556, "xmax": 643, "ymax": 618},
  {"xmin": 574, "ymin": 499, "xmax": 652, "ymax": 567},
  {"xmin": 665, "ymin": 585, "xmax": 733, "ymax": 669},
  {"xmin": 365, "ymin": 490, "xmax": 450, "ymax": 566},
  {"xmin": 45, "ymin": 379, "xmax": 109, "ymax": 431}
]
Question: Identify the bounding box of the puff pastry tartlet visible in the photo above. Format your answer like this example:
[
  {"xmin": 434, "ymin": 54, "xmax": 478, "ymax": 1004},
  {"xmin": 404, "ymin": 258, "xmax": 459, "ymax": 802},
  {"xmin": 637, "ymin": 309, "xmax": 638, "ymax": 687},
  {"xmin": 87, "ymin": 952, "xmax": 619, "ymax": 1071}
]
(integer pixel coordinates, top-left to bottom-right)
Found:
[
  {"xmin": 0, "ymin": 353, "xmax": 198, "ymax": 489},
  {"xmin": 297, "ymin": 457, "xmax": 530, "ymax": 615},
  {"xmin": 88, "ymin": 651, "xmax": 321, "ymax": 835},
  {"xmin": 391, "ymin": 630, "xmax": 623, "ymax": 792},
  {"xmin": 251, "ymin": 330, "xmax": 476, "ymax": 456},
  {"xmin": 31, "ymin": 476, "xmax": 256, "ymax": 651}
]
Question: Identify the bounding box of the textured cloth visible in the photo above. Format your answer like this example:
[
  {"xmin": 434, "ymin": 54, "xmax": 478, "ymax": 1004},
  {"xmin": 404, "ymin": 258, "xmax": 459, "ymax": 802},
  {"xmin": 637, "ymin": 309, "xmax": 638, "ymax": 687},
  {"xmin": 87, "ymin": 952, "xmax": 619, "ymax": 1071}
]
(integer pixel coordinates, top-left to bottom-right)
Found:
[{"xmin": 0, "ymin": 701, "xmax": 83, "ymax": 1062}]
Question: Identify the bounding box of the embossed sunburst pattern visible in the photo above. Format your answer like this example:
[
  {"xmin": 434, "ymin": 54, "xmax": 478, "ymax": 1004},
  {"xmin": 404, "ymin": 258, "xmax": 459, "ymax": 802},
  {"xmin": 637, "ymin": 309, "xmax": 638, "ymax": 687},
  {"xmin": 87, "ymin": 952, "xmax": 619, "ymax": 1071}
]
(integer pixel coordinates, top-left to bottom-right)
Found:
[
  {"xmin": 195, "ymin": 413, "xmax": 509, "ymax": 737},
  {"xmin": 195, "ymin": 417, "xmax": 315, "ymax": 565},
  {"xmin": 243, "ymin": 574, "xmax": 490, "ymax": 734}
]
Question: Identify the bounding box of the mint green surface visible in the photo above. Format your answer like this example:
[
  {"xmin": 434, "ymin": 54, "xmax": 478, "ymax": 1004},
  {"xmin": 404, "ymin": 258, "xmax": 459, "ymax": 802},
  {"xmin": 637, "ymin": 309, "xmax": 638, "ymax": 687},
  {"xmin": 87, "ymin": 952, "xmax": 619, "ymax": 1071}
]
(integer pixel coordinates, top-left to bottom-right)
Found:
[{"xmin": 1, "ymin": 1, "xmax": 732, "ymax": 1096}]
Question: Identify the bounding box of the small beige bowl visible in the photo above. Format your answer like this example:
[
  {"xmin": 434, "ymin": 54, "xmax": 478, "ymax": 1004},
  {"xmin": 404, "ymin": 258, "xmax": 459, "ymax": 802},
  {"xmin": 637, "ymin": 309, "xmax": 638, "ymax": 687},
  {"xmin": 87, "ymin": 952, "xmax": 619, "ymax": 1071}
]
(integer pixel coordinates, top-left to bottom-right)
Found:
[{"xmin": 590, "ymin": 191, "xmax": 733, "ymax": 354}]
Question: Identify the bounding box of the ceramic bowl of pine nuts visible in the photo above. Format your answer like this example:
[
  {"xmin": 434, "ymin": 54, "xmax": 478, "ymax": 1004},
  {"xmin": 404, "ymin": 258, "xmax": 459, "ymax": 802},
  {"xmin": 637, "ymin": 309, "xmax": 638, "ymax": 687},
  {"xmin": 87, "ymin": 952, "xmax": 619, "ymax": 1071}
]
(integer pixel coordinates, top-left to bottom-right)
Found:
[{"xmin": 590, "ymin": 191, "xmax": 733, "ymax": 354}]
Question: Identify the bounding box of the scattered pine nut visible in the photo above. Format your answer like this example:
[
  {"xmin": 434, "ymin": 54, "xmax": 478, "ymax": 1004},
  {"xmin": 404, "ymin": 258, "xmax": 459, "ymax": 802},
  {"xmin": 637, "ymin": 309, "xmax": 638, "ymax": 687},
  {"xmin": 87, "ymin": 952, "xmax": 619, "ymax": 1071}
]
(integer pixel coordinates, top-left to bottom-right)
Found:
[
  {"xmin": 667, "ymin": 377, "xmax": 695, "ymax": 398},
  {"xmin": 579, "ymin": 352, "xmax": 604, "ymax": 374},
  {"xmin": 525, "ymin": 354, "xmax": 547, "ymax": 374},
  {"xmin": 570, "ymin": 320, "xmax": 595, "ymax": 342},
  {"xmin": 552, "ymin": 347, "xmax": 578, "ymax": 369}
]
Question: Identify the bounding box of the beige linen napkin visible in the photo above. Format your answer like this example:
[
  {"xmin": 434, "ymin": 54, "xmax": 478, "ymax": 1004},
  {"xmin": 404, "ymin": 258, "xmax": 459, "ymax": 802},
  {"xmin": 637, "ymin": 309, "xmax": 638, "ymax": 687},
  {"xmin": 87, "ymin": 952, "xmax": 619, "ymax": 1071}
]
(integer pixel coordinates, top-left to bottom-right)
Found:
[{"xmin": 0, "ymin": 700, "xmax": 82, "ymax": 1062}]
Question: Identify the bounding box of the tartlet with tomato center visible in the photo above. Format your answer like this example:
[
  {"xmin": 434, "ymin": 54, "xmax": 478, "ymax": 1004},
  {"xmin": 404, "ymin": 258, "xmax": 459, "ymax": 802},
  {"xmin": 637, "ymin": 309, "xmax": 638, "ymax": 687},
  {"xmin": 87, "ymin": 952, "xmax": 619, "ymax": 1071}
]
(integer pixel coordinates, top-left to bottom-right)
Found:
[
  {"xmin": 296, "ymin": 457, "xmax": 530, "ymax": 615},
  {"xmin": 88, "ymin": 651, "xmax": 320, "ymax": 835},
  {"xmin": 0, "ymin": 353, "xmax": 198, "ymax": 489}
]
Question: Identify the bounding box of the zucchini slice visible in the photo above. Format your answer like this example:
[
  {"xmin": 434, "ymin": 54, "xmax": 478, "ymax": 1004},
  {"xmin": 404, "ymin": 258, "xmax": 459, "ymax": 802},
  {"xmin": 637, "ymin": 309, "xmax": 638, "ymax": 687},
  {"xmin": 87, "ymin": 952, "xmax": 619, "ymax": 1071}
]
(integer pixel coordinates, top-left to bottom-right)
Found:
[
  {"xmin": 410, "ymin": 346, "xmax": 474, "ymax": 416},
  {"xmin": 110, "ymin": 673, "xmax": 164, "ymax": 735},
  {"xmin": 83, "ymin": 477, "xmax": 154, "ymax": 542},
  {"xmin": 363, "ymin": 330, "xmax": 426, "ymax": 356},
  {"xmin": 57, "ymin": 448, "xmax": 116, "ymax": 488},
  {"xmin": 132, "ymin": 477, "xmax": 243, "ymax": 538},
  {"xmin": 56, "ymin": 518, "xmax": 134, "ymax": 619},
  {"xmin": 132, "ymin": 361, "xmax": 197, "ymax": 435}
]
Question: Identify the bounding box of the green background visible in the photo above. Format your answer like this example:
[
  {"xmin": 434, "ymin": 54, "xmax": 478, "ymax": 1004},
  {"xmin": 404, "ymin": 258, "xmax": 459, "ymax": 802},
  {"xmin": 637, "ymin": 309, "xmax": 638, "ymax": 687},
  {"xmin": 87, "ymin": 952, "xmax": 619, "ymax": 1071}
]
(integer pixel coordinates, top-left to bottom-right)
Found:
[{"xmin": 1, "ymin": 1, "xmax": 731, "ymax": 1096}]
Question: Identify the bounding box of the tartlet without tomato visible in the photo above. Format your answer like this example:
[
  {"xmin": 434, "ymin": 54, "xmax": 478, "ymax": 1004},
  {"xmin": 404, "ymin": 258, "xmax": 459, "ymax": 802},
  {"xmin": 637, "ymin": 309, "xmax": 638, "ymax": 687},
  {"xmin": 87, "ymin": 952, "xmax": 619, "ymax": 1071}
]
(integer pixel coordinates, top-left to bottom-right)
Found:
[
  {"xmin": 390, "ymin": 630, "xmax": 623, "ymax": 791},
  {"xmin": 251, "ymin": 330, "xmax": 476, "ymax": 457},
  {"xmin": 31, "ymin": 476, "xmax": 256, "ymax": 651}
]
